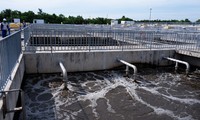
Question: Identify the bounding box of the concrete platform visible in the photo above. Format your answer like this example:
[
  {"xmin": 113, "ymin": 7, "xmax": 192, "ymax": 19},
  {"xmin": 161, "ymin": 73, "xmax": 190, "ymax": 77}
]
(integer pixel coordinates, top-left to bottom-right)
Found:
[
  {"xmin": 176, "ymin": 50, "xmax": 200, "ymax": 67},
  {"xmin": 176, "ymin": 50, "xmax": 200, "ymax": 58}
]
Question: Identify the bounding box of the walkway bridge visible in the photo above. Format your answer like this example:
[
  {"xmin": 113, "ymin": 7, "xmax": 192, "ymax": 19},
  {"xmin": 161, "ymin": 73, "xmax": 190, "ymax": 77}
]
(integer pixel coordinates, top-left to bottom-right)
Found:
[{"xmin": 0, "ymin": 24, "xmax": 200, "ymax": 120}]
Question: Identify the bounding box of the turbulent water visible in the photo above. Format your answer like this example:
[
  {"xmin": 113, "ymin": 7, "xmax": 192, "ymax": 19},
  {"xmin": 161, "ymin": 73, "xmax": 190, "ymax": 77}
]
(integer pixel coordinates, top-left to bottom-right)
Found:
[{"xmin": 19, "ymin": 66, "xmax": 200, "ymax": 120}]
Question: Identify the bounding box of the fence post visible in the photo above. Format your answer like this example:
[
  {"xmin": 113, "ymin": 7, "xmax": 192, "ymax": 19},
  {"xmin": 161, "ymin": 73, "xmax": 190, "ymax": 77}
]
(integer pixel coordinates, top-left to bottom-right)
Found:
[
  {"xmin": 122, "ymin": 32, "xmax": 124, "ymax": 51},
  {"xmin": 197, "ymin": 34, "xmax": 200, "ymax": 50},
  {"xmin": 150, "ymin": 32, "xmax": 153, "ymax": 50},
  {"xmin": 176, "ymin": 32, "xmax": 178, "ymax": 51}
]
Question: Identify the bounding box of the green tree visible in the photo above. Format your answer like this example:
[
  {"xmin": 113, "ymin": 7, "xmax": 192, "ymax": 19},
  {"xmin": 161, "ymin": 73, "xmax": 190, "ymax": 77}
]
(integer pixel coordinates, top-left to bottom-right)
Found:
[
  {"xmin": 75, "ymin": 15, "xmax": 84, "ymax": 24},
  {"xmin": 58, "ymin": 14, "xmax": 65, "ymax": 23},
  {"xmin": 11, "ymin": 10, "xmax": 21, "ymax": 20},
  {"xmin": 118, "ymin": 16, "xmax": 133, "ymax": 23},
  {"xmin": 21, "ymin": 11, "xmax": 35, "ymax": 23},
  {"xmin": 1, "ymin": 9, "xmax": 12, "ymax": 21},
  {"xmin": 184, "ymin": 18, "xmax": 191, "ymax": 22},
  {"xmin": 38, "ymin": 8, "xmax": 43, "ymax": 16}
]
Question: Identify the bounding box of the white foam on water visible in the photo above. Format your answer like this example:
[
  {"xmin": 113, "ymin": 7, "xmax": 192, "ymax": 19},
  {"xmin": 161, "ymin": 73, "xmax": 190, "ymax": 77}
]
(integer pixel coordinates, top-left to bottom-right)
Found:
[
  {"xmin": 110, "ymin": 74, "xmax": 196, "ymax": 120},
  {"xmin": 141, "ymin": 86, "xmax": 200, "ymax": 105},
  {"xmin": 59, "ymin": 108, "xmax": 83, "ymax": 120},
  {"xmin": 23, "ymin": 71, "xmax": 199, "ymax": 120},
  {"xmin": 23, "ymin": 75, "xmax": 72, "ymax": 119},
  {"xmin": 67, "ymin": 83, "xmax": 76, "ymax": 92},
  {"xmin": 140, "ymin": 73, "xmax": 200, "ymax": 105},
  {"xmin": 106, "ymin": 99, "xmax": 116, "ymax": 113},
  {"xmin": 77, "ymin": 78, "xmax": 120, "ymax": 118}
]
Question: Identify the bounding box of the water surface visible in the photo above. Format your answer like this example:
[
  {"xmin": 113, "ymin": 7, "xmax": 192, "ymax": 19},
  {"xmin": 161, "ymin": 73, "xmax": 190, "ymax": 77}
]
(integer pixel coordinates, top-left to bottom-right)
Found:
[{"xmin": 21, "ymin": 66, "xmax": 200, "ymax": 120}]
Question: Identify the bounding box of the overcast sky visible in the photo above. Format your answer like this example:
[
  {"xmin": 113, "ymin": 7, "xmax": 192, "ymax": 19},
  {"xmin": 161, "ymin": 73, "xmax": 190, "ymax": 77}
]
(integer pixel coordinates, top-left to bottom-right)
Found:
[{"xmin": 1, "ymin": 0, "xmax": 200, "ymax": 21}]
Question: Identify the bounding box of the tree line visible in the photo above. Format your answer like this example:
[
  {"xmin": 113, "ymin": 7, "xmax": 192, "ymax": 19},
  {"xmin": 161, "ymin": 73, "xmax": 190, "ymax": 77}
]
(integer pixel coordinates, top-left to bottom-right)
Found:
[
  {"xmin": 0, "ymin": 9, "xmax": 199, "ymax": 24},
  {"xmin": 0, "ymin": 9, "xmax": 111, "ymax": 24}
]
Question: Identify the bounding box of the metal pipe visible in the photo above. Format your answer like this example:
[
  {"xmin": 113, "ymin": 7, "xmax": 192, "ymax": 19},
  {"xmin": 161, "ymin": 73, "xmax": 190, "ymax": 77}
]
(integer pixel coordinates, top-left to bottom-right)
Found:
[
  {"xmin": 117, "ymin": 59, "xmax": 137, "ymax": 76},
  {"xmin": 125, "ymin": 66, "xmax": 129, "ymax": 75},
  {"xmin": 59, "ymin": 62, "xmax": 68, "ymax": 89},
  {"xmin": 163, "ymin": 57, "xmax": 190, "ymax": 75}
]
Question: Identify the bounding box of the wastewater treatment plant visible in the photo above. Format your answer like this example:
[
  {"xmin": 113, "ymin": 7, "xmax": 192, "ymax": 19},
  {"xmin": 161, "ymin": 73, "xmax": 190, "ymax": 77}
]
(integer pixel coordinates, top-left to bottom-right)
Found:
[{"xmin": 0, "ymin": 23, "xmax": 200, "ymax": 120}]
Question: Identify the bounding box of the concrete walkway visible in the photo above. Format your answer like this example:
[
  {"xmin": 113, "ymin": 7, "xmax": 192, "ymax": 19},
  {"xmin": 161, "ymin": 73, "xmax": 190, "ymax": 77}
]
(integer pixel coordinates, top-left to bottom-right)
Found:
[{"xmin": 176, "ymin": 50, "xmax": 200, "ymax": 58}]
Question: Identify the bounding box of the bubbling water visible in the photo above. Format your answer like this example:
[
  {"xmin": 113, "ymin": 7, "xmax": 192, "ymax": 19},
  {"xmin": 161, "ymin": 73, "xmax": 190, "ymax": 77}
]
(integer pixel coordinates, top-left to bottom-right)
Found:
[{"xmin": 20, "ymin": 67, "xmax": 200, "ymax": 120}]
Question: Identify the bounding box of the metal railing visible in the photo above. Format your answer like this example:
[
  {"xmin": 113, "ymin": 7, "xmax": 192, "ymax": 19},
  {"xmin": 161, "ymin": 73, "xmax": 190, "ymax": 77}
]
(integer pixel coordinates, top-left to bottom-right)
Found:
[
  {"xmin": 23, "ymin": 25, "xmax": 32, "ymax": 46},
  {"xmin": 0, "ymin": 31, "xmax": 22, "ymax": 91},
  {"xmin": 176, "ymin": 33, "xmax": 200, "ymax": 51},
  {"xmin": 24, "ymin": 26, "xmax": 200, "ymax": 52},
  {"xmin": 31, "ymin": 24, "xmax": 112, "ymax": 31}
]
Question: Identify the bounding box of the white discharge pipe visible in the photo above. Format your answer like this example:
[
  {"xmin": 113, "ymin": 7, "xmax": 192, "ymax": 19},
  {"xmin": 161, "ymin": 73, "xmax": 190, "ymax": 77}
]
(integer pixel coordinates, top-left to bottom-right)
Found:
[
  {"xmin": 118, "ymin": 59, "xmax": 137, "ymax": 76},
  {"xmin": 59, "ymin": 62, "xmax": 68, "ymax": 87},
  {"xmin": 164, "ymin": 57, "xmax": 190, "ymax": 75}
]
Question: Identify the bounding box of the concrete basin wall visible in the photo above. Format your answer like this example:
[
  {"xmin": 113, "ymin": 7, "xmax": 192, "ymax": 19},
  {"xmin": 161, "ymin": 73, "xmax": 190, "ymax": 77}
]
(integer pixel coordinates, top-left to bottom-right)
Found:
[
  {"xmin": 24, "ymin": 50, "xmax": 175, "ymax": 74},
  {"xmin": 0, "ymin": 54, "xmax": 25, "ymax": 120}
]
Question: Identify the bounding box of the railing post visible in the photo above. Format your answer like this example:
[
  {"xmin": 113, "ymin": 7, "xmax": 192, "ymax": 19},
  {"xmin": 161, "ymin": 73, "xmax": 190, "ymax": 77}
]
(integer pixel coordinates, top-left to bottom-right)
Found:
[
  {"xmin": 2, "ymin": 93, "xmax": 7, "ymax": 118},
  {"xmin": 150, "ymin": 32, "xmax": 153, "ymax": 50},
  {"xmin": 122, "ymin": 32, "xmax": 124, "ymax": 51}
]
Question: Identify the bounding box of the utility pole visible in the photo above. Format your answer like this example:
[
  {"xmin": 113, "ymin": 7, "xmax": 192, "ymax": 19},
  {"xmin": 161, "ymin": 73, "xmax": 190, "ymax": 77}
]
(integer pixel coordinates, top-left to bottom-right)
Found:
[{"xmin": 149, "ymin": 8, "xmax": 152, "ymax": 23}]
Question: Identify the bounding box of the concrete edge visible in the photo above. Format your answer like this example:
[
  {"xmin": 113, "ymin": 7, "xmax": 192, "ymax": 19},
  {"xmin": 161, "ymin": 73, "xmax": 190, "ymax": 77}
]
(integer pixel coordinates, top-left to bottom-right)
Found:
[{"xmin": 24, "ymin": 49, "xmax": 175, "ymax": 74}]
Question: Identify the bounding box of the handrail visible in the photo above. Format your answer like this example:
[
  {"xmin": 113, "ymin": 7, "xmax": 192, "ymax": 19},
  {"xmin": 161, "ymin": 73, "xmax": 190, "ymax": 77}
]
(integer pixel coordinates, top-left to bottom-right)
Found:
[
  {"xmin": 59, "ymin": 62, "xmax": 68, "ymax": 89},
  {"xmin": 163, "ymin": 57, "xmax": 190, "ymax": 75},
  {"xmin": 117, "ymin": 59, "xmax": 137, "ymax": 76}
]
